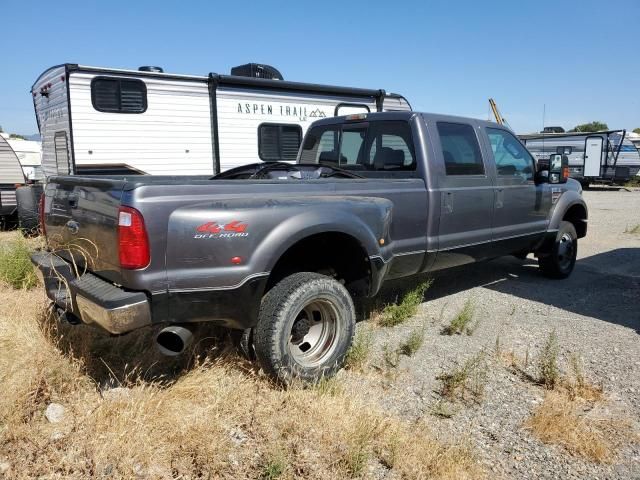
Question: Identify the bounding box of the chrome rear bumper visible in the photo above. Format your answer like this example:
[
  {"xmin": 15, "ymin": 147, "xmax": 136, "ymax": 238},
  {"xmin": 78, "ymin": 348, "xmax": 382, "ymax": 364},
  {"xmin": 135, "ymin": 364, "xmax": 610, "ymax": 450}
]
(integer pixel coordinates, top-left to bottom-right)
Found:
[{"xmin": 31, "ymin": 252, "xmax": 151, "ymax": 334}]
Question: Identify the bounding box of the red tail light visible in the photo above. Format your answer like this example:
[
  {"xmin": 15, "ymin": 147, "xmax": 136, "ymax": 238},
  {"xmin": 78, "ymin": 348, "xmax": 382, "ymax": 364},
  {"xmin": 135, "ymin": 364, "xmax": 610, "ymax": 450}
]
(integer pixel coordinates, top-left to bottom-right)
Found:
[
  {"xmin": 118, "ymin": 206, "xmax": 150, "ymax": 269},
  {"xmin": 39, "ymin": 193, "xmax": 46, "ymax": 236}
]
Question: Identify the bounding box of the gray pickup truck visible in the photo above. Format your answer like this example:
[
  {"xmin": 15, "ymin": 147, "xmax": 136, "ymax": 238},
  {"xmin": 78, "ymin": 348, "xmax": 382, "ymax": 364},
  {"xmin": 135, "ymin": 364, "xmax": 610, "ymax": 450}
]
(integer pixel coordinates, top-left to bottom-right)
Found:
[{"xmin": 33, "ymin": 111, "xmax": 587, "ymax": 382}]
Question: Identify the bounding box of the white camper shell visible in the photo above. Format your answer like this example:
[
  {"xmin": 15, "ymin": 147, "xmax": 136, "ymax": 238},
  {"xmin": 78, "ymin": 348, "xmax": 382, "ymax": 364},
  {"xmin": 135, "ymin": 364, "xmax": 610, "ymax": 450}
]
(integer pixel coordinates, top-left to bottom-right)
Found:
[
  {"xmin": 32, "ymin": 64, "xmax": 411, "ymax": 177},
  {"xmin": 0, "ymin": 133, "xmax": 26, "ymax": 218},
  {"xmin": 520, "ymin": 130, "xmax": 640, "ymax": 184}
]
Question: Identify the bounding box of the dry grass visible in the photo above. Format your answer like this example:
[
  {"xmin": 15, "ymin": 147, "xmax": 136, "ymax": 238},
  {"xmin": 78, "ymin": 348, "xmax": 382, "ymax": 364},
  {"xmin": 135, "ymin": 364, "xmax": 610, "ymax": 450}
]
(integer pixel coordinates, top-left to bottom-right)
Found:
[
  {"xmin": 537, "ymin": 330, "xmax": 560, "ymax": 389},
  {"xmin": 344, "ymin": 326, "xmax": 374, "ymax": 371},
  {"xmin": 437, "ymin": 350, "xmax": 488, "ymax": 405},
  {"xmin": 525, "ymin": 387, "xmax": 633, "ymax": 463},
  {"xmin": 0, "ymin": 287, "xmax": 485, "ymax": 479},
  {"xmin": 523, "ymin": 345, "xmax": 636, "ymax": 464},
  {"xmin": 624, "ymin": 177, "xmax": 640, "ymax": 188},
  {"xmin": 624, "ymin": 223, "xmax": 640, "ymax": 235}
]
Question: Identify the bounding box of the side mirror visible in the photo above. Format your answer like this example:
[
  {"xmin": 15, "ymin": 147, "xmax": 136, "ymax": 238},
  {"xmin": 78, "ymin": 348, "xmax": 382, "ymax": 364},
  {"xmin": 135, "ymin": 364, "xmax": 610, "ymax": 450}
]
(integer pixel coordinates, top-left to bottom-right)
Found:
[{"xmin": 548, "ymin": 154, "xmax": 569, "ymax": 184}]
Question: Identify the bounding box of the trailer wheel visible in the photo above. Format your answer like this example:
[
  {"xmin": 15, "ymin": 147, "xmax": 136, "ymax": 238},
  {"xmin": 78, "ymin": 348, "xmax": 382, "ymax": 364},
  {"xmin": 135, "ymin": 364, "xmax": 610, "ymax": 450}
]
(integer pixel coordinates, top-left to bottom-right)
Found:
[
  {"xmin": 253, "ymin": 272, "xmax": 355, "ymax": 384},
  {"xmin": 538, "ymin": 221, "xmax": 577, "ymax": 279}
]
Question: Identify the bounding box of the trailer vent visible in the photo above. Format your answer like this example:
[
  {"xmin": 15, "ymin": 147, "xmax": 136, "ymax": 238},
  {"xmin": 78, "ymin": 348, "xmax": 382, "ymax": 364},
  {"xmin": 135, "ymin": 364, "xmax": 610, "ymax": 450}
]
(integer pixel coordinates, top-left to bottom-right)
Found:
[
  {"xmin": 231, "ymin": 63, "xmax": 283, "ymax": 80},
  {"xmin": 138, "ymin": 66, "xmax": 164, "ymax": 73}
]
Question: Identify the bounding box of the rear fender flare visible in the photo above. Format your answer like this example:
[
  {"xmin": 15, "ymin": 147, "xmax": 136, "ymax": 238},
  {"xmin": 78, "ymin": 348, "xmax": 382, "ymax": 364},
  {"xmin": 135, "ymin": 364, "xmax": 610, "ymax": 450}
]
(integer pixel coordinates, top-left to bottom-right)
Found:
[{"xmin": 254, "ymin": 210, "xmax": 387, "ymax": 276}]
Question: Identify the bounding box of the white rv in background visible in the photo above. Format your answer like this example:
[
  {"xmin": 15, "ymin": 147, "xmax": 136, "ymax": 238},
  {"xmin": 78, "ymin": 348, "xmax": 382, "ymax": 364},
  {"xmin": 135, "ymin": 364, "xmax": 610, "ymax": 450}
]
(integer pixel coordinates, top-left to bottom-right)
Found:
[
  {"xmin": 5, "ymin": 136, "xmax": 42, "ymax": 181},
  {"xmin": 0, "ymin": 133, "xmax": 26, "ymax": 225},
  {"xmin": 32, "ymin": 63, "xmax": 411, "ymax": 177},
  {"xmin": 520, "ymin": 130, "xmax": 640, "ymax": 185},
  {"xmin": 628, "ymin": 131, "xmax": 640, "ymax": 154}
]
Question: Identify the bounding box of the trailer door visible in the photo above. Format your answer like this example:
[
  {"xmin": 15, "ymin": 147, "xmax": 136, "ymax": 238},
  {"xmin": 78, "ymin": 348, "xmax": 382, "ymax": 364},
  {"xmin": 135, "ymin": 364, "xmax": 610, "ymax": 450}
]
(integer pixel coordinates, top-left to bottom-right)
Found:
[{"xmin": 584, "ymin": 136, "xmax": 603, "ymax": 177}]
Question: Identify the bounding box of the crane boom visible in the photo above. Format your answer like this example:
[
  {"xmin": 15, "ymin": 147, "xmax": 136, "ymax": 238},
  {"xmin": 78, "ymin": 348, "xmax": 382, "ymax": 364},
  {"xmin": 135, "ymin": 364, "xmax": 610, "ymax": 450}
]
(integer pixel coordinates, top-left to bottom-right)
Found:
[
  {"xmin": 488, "ymin": 98, "xmax": 512, "ymax": 130},
  {"xmin": 489, "ymin": 98, "xmax": 505, "ymax": 126}
]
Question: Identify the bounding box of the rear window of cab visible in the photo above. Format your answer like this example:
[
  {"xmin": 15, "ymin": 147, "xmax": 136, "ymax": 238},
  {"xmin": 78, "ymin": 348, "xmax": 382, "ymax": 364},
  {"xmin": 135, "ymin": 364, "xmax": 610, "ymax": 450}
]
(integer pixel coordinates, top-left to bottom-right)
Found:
[{"xmin": 300, "ymin": 121, "xmax": 416, "ymax": 177}]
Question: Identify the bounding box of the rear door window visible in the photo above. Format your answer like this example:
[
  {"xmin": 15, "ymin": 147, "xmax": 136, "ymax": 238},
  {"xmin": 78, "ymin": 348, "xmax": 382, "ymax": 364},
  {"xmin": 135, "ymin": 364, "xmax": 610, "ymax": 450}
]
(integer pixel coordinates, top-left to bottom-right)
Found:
[{"xmin": 437, "ymin": 122, "xmax": 484, "ymax": 175}]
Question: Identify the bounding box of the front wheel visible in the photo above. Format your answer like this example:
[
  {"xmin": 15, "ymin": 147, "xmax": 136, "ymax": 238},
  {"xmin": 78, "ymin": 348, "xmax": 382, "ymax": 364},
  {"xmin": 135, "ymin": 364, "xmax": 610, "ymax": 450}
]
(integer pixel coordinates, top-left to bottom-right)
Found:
[
  {"xmin": 254, "ymin": 272, "xmax": 355, "ymax": 384},
  {"xmin": 538, "ymin": 221, "xmax": 577, "ymax": 279}
]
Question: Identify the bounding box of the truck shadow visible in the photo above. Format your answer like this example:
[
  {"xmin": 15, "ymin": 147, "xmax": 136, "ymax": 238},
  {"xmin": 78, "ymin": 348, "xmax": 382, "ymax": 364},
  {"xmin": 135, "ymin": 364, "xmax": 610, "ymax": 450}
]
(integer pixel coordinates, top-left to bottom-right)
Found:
[
  {"xmin": 44, "ymin": 314, "xmax": 242, "ymax": 387},
  {"xmin": 375, "ymin": 248, "xmax": 639, "ymax": 333}
]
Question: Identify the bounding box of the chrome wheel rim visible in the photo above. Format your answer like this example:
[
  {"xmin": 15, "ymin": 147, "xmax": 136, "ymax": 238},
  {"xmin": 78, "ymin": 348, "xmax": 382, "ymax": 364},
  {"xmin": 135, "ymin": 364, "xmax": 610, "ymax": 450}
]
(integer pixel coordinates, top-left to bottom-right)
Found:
[
  {"xmin": 288, "ymin": 298, "xmax": 340, "ymax": 368},
  {"xmin": 557, "ymin": 233, "xmax": 575, "ymax": 271}
]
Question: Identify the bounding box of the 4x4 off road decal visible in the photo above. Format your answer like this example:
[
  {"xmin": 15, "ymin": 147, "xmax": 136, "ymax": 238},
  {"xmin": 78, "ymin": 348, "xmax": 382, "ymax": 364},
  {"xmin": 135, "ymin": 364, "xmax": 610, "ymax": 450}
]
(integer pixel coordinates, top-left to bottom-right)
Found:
[{"xmin": 194, "ymin": 221, "xmax": 249, "ymax": 239}]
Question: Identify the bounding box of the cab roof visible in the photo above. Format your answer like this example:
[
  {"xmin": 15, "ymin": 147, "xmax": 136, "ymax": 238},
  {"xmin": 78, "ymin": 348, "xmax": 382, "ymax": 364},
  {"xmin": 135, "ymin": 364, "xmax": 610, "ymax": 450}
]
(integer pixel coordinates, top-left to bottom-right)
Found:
[{"xmin": 311, "ymin": 111, "xmax": 504, "ymax": 129}]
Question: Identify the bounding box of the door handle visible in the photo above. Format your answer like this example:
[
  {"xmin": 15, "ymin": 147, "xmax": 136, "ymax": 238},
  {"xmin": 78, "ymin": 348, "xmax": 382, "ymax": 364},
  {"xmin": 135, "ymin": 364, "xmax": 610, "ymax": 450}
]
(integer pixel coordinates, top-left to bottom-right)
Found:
[
  {"xmin": 443, "ymin": 192, "xmax": 453, "ymax": 214},
  {"xmin": 495, "ymin": 189, "xmax": 504, "ymax": 209}
]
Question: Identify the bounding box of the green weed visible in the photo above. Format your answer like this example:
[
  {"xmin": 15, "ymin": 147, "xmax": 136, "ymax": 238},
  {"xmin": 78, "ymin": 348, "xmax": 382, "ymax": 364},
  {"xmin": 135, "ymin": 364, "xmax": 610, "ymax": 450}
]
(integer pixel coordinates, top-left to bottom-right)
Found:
[
  {"xmin": 442, "ymin": 299, "xmax": 476, "ymax": 335},
  {"xmin": 379, "ymin": 280, "xmax": 432, "ymax": 327},
  {"xmin": 0, "ymin": 237, "xmax": 38, "ymax": 289}
]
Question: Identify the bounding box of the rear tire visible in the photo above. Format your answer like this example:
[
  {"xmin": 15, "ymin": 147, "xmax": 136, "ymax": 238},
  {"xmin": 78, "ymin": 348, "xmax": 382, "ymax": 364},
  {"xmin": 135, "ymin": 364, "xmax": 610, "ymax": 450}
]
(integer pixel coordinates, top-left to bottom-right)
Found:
[
  {"xmin": 538, "ymin": 221, "xmax": 577, "ymax": 279},
  {"xmin": 254, "ymin": 272, "xmax": 355, "ymax": 384}
]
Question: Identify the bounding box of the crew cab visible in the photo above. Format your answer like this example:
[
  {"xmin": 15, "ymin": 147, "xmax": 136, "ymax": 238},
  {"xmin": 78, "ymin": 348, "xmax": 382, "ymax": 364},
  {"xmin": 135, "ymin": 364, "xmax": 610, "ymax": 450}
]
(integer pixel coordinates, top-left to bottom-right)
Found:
[{"xmin": 33, "ymin": 111, "xmax": 588, "ymax": 382}]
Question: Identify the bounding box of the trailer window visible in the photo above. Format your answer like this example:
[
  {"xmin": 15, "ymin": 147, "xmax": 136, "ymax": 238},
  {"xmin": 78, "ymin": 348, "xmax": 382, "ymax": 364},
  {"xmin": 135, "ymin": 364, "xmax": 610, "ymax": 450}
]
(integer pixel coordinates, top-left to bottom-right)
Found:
[
  {"xmin": 437, "ymin": 122, "xmax": 484, "ymax": 175},
  {"xmin": 258, "ymin": 124, "xmax": 302, "ymax": 161},
  {"xmin": 91, "ymin": 77, "xmax": 147, "ymax": 113}
]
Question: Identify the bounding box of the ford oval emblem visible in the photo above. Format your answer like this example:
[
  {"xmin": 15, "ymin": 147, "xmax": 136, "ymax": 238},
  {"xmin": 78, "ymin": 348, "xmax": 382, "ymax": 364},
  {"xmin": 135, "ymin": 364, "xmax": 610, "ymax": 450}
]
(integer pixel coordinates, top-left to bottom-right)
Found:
[{"xmin": 66, "ymin": 220, "xmax": 80, "ymax": 235}]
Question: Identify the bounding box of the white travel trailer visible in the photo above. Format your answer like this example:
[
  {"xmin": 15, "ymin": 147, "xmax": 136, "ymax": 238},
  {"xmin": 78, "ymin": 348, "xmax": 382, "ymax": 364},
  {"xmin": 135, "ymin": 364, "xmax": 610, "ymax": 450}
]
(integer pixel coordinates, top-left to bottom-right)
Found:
[
  {"xmin": 520, "ymin": 130, "xmax": 640, "ymax": 185},
  {"xmin": 32, "ymin": 63, "xmax": 411, "ymax": 177},
  {"xmin": 628, "ymin": 131, "xmax": 640, "ymax": 154},
  {"xmin": 6, "ymin": 137, "xmax": 42, "ymax": 181},
  {"xmin": 0, "ymin": 133, "xmax": 26, "ymax": 224}
]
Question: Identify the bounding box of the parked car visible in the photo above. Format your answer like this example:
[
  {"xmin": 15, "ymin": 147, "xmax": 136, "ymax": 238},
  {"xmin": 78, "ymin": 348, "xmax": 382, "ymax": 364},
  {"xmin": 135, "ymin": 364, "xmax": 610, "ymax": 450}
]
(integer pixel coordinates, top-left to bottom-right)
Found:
[{"xmin": 32, "ymin": 111, "xmax": 587, "ymax": 382}]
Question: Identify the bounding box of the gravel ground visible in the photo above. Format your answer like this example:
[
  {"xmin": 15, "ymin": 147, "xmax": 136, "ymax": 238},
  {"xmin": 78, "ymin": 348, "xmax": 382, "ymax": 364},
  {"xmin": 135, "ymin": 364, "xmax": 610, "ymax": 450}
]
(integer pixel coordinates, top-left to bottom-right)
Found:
[{"xmin": 342, "ymin": 187, "xmax": 640, "ymax": 479}]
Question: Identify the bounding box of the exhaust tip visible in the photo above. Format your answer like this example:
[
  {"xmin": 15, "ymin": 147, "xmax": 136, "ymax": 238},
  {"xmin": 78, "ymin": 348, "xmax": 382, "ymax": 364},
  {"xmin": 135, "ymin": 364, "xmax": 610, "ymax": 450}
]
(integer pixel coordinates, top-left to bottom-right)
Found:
[{"xmin": 156, "ymin": 326, "xmax": 193, "ymax": 356}]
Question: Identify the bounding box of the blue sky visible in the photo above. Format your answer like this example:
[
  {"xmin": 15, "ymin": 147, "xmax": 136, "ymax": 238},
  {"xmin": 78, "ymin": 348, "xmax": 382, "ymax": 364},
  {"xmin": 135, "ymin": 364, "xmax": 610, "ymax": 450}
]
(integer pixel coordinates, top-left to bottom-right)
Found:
[{"xmin": 1, "ymin": 0, "xmax": 638, "ymax": 134}]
